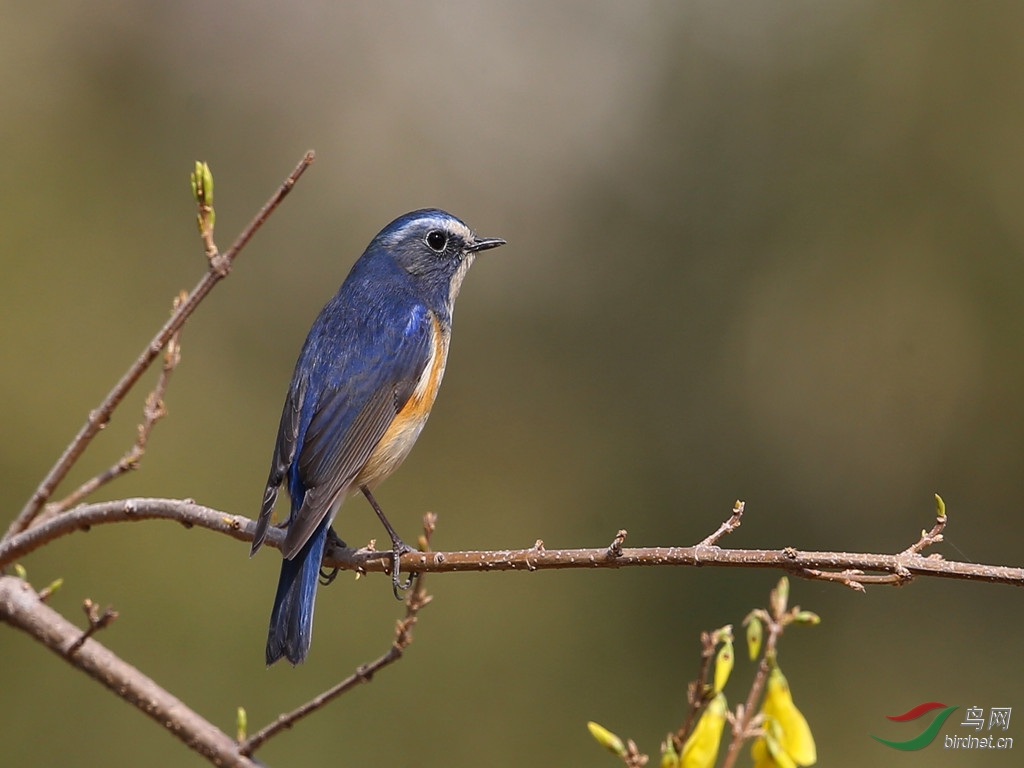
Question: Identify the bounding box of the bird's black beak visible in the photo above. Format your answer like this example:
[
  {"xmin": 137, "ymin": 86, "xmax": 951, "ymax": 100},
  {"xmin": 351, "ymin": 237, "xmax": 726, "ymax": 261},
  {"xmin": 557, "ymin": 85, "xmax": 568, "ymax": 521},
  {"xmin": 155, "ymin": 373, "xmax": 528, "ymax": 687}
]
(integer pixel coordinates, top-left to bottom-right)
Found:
[{"xmin": 467, "ymin": 236, "xmax": 506, "ymax": 253}]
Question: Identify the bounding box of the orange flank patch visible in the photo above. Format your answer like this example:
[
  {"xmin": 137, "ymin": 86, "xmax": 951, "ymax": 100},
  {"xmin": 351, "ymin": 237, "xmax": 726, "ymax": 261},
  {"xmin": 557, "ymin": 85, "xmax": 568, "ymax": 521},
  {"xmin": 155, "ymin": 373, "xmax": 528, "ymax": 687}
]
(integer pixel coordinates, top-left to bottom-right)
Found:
[{"xmin": 356, "ymin": 311, "xmax": 448, "ymax": 488}]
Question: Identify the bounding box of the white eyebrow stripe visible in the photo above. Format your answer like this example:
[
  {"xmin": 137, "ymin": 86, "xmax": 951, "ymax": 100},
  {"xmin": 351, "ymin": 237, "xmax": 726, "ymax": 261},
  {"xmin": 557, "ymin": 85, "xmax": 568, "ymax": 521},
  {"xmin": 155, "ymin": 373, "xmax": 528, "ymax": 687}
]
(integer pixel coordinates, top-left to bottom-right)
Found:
[{"xmin": 385, "ymin": 215, "xmax": 474, "ymax": 245}]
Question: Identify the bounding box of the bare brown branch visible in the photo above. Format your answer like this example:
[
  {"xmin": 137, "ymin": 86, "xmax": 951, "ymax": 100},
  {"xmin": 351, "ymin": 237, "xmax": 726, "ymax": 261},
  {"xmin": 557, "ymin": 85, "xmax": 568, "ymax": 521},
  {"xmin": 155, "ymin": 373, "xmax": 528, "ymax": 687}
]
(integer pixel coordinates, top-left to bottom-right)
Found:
[
  {"xmin": 4, "ymin": 151, "xmax": 315, "ymax": 540},
  {"xmin": 0, "ymin": 575, "xmax": 259, "ymax": 768},
  {"xmin": 3, "ymin": 498, "xmax": 1021, "ymax": 590}
]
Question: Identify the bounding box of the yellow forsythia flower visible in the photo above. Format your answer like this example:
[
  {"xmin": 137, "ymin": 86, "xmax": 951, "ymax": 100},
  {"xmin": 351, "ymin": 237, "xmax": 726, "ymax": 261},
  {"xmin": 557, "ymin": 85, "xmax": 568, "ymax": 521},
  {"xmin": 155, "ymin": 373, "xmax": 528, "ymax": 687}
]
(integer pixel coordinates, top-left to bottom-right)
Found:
[
  {"xmin": 587, "ymin": 721, "xmax": 626, "ymax": 757},
  {"xmin": 751, "ymin": 734, "xmax": 771, "ymax": 768},
  {"xmin": 714, "ymin": 637, "xmax": 734, "ymax": 693},
  {"xmin": 751, "ymin": 721, "xmax": 797, "ymax": 768},
  {"xmin": 759, "ymin": 666, "xmax": 816, "ymax": 766},
  {"xmin": 680, "ymin": 693, "xmax": 727, "ymax": 768},
  {"xmin": 746, "ymin": 615, "xmax": 763, "ymax": 661}
]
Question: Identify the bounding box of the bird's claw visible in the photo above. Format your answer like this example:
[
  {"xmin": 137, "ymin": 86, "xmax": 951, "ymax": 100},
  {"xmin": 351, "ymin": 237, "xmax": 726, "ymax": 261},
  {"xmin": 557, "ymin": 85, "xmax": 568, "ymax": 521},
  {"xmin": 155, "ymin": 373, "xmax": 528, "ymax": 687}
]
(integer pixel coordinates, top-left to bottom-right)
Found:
[
  {"xmin": 319, "ymin": 566, "xmax": 340, "ymax": 586},
  {"xmin": 319, "ymin": 527, "xmax": 346, "ymax": 585},
  {"xmin": 389, "ymin": 539, "xmax": 419, "ymax": 599}
]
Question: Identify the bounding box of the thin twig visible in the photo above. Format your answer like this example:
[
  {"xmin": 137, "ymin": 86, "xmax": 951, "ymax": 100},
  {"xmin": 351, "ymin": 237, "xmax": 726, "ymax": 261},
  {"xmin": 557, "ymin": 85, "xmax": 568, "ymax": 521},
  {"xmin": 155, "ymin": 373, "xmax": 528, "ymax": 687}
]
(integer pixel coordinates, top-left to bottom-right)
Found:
[
  {"xmin": 67, "ymin": 598, "xmax": 119, "ymax": 656},
  {"xmin": 673, "ymin": 630, "xmax": 720, "ymax": 751},
  {"xmin": 3, "ymin": 498, "xmax": 1022, "ymax": 589},
  {"xmin": 242, "ymin": 586, "xmax": 431, "ymax": 754},
  {"xmin": 41, "ymin": 300, "xmax": 185, "ymax": 520},
  {"xmin": 4, "ymin": 151, "xmax": 315, "ymax": 541},
  {"xmin": 698, "ymin": 500, "xmax": 745, "ymax": 548},
  {"xmin": 241, "ymin": 514, "xmax": 436, "ymax": 755},
  {"xmin": 901, "ymin": 514, "xmax": 947, "ymax": 555}
]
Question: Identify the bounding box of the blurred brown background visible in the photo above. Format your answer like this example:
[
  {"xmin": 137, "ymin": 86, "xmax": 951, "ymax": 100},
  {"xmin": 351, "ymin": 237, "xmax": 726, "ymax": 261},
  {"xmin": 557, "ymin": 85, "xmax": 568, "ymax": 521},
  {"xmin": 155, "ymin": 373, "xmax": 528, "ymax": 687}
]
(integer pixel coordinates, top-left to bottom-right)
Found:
[{"xmin": 3, "ymin": 2, "xmax": 1024, "ymax": 766}]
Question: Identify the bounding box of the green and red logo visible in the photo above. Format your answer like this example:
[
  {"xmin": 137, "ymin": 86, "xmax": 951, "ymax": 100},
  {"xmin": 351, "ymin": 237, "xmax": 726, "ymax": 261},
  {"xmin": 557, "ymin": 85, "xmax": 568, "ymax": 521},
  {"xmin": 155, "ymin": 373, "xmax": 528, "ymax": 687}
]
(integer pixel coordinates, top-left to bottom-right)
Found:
[{"xmin": 871, "ymin": 702, "xmax": 959, "ymax": 750}]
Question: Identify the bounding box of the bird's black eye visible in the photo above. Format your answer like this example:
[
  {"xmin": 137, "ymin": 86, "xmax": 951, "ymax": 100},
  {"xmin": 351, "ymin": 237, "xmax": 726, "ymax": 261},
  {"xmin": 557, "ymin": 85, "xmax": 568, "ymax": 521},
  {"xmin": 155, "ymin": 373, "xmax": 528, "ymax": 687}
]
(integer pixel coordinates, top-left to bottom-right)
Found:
[{"xmin": 425, "ymin": 230, "xmax": 448, "ymax": 252}]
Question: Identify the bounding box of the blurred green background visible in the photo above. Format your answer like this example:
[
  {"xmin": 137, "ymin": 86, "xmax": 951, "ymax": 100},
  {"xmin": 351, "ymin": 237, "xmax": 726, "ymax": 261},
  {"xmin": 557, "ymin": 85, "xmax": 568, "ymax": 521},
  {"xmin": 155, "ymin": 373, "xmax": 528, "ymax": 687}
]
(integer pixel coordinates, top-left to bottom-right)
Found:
[{"xmin": 3, "ymin": 1, "xmax": 1024, "ymax": 766}]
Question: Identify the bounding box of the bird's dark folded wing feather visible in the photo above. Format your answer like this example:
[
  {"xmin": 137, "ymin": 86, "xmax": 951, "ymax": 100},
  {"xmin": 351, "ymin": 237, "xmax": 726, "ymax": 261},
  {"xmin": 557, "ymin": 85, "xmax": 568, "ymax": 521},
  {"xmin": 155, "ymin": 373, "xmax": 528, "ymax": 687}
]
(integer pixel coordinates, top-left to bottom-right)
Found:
[
  {"xmin": 251, "ymin": 375, "xmax": 307, "ymax": 555},
  {"xmin": 279, "ymin": 307, "xmax": 434, "ymax": 559}
]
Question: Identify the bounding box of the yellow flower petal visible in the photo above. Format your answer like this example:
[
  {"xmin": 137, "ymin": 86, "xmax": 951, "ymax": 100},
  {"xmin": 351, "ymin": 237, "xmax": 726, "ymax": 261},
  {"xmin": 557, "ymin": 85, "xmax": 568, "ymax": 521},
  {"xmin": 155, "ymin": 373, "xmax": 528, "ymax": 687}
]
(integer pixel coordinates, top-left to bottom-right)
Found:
[
  {"xmin": 681, "ymin": 693, "xmax": 727, "ymax": 768},
  {"xmin": 713, "ymin": 637, "xmax": 734, "ymax": 693},
  {"xmin": 587, "ymin": 721, "xmax": 626, "ymax": 757},
  {"xmin": 762, "ymin": 667, "xmax": 816, "ymax": 766},
  {"xmin": 746, "ymin": 615, "xmax": 763, "ymax": 661}
]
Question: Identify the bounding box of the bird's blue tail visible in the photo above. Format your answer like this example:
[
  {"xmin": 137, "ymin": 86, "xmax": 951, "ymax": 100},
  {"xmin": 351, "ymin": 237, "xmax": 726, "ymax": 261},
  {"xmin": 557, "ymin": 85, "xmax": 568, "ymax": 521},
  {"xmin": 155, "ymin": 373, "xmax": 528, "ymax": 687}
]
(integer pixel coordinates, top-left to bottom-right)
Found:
[{"xmin": 266, "ymin": 518, "xmax": 329, "ymax": 665}]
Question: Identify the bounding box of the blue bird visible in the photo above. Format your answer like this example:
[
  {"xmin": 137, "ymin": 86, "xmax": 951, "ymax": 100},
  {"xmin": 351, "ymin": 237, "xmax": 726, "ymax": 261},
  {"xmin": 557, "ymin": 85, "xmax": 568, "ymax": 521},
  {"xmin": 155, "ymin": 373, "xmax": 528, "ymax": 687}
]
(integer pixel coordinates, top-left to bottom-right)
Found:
[{"xmin": 250, "ymin": 209, "xmax": 505, "ymax": 665}]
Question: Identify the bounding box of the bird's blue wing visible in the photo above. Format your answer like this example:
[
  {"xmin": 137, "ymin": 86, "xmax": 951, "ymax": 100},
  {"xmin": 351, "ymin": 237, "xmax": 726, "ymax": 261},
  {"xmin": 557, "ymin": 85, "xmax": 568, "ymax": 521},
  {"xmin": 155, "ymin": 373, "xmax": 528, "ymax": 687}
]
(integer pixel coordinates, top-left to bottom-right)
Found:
[
  {"xmin": 251, "ymin": 374, "xmax": 306, "ymax": 555},
  {"xmin": 275, "ymin": 300, "xmax": 434, "ymax": 559}
]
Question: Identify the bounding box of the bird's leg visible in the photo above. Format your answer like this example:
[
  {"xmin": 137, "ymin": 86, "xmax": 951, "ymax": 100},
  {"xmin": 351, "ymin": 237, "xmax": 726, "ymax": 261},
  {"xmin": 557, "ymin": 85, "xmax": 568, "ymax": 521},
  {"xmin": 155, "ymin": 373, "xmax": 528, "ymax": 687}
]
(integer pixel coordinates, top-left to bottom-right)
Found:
[
  {"xmin": 319, "ymin": 527, "xmax": 346, "ymax": 585},
  {"xmin": 325, "ymin": 526, "xmax": 347, "ymax": 550},
  {"xmin": 360, "ymin": 485, "xmax": 419, "ymax": 598}
]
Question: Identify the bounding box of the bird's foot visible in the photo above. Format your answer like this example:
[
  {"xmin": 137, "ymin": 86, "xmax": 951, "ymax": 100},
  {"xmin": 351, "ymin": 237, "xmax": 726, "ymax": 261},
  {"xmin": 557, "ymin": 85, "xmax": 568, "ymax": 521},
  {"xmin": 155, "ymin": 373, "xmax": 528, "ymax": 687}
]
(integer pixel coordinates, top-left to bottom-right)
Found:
[
  {"xmin": 319, "ymin": 527, "xmax": 346, "ymax": 585},
  {"xmin": 325, "ymin": 527, "xmax": 347, "ymax": 550},
  {"xmin": 388, "ymin": 537, "xmax": 420, "ymax": 599}
]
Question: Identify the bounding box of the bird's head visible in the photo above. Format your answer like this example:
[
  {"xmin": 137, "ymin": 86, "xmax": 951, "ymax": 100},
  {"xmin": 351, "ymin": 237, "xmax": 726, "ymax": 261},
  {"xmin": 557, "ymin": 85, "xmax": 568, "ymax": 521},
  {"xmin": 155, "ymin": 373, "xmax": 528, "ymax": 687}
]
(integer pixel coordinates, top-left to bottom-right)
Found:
[{"xmin": 374, "ymin": 209, "xmax": 505, "ymax": 309}]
